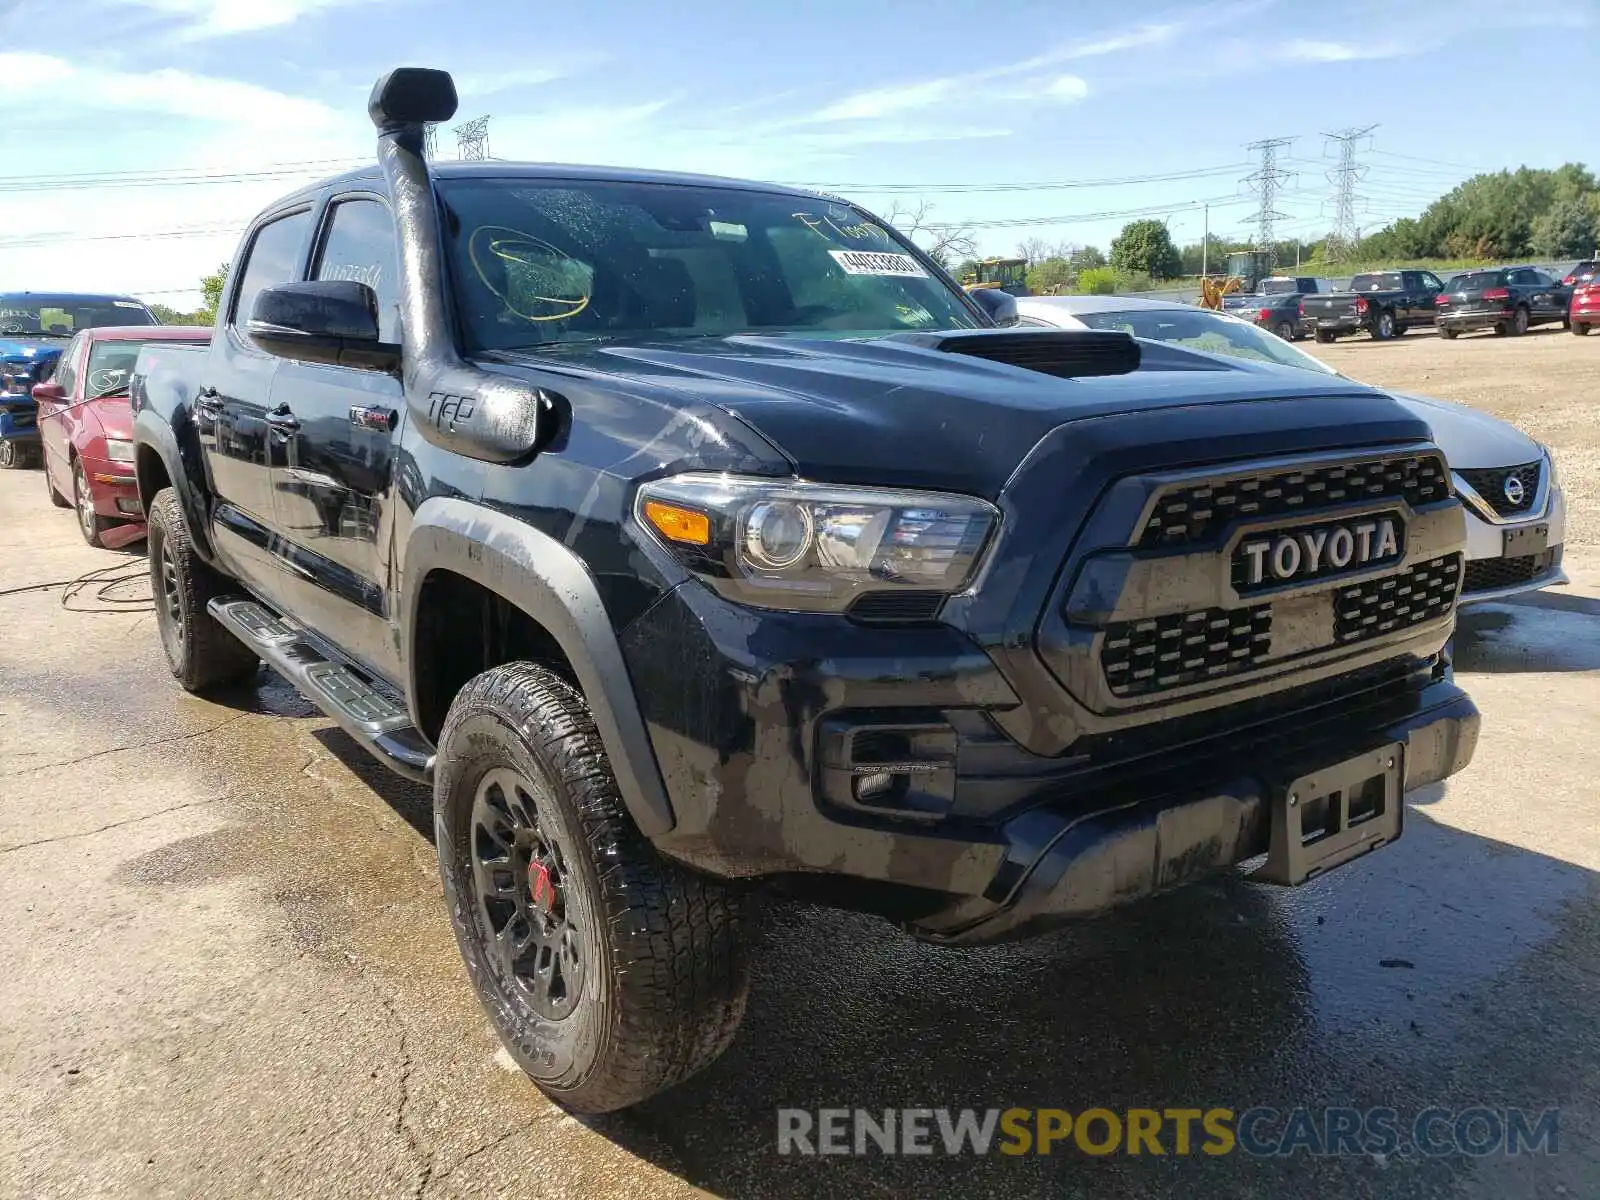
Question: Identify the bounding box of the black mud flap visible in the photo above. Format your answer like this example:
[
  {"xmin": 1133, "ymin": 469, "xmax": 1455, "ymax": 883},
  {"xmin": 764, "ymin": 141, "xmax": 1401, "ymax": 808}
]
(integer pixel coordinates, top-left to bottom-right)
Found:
[{"xmin": 1254, "ymin": 744, "xmax": 1404, "ymax": 885}]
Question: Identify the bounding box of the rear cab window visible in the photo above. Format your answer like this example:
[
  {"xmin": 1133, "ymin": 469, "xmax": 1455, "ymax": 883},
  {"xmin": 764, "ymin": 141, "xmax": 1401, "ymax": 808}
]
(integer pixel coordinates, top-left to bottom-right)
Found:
[{"xmin": 1350, "ymin": 273, "xmax": 1402, "ymax": 291}]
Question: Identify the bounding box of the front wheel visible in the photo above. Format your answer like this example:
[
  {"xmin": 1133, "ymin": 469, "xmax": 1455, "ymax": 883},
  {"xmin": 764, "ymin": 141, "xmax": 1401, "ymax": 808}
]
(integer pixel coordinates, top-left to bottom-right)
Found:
[
  {"xmin": 0, "ymin": 439, "xmax": 36, "ymax": 470},
  {"xmin": 73, "ymin": 458, "xmax": 112, "ymax": 548},
  {"xmin": 146, "ymin": 488, "xmax": 259, "ymax": 691},
  {"xmin": 435, "ymin": 663, "xmax": 750, "ymax": 1114},
  {"xmin": 1441, "ymin": 327, "xmax": 1460, "ymax": 340}
]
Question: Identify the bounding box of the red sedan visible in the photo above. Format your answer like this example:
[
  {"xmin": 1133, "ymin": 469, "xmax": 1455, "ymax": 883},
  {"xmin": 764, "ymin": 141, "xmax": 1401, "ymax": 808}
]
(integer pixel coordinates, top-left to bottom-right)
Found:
[
  {"xmin": 1572, "ymin": 281, "xmax": 1600, "ymax": 337},
  {"xmin": 35, "ymin": 326, "xmax": 210, "ymax": 548}
]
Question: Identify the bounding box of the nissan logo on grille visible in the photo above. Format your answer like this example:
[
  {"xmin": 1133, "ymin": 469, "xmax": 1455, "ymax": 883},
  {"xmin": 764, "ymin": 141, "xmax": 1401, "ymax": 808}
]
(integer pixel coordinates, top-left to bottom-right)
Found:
[
  {"xmin": 1236, "ymin": 514, "xmax": 1403, "ymax": 591},
  {"xmin": 1503, "ymin": 474, "xmax": 1526, "ymax": 506}
]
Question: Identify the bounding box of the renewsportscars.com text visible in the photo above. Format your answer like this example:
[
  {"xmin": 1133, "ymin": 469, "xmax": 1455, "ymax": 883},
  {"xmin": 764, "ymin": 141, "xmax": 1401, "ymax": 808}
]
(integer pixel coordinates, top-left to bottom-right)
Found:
[{"xmin": 776, "ymin": 1106, "xmax": 1559, "ymax": 1158}]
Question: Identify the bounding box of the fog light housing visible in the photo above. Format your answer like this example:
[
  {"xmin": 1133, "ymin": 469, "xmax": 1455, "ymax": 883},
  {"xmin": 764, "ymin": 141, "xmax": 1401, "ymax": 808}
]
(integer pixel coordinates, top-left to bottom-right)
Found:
[
  {"xmin": 116, "ymin": 498, "xmax": 143, "ymax": 516},
  {"xmin": 819, "ymin": 715, "xmax": 958, "ymax": 821}
]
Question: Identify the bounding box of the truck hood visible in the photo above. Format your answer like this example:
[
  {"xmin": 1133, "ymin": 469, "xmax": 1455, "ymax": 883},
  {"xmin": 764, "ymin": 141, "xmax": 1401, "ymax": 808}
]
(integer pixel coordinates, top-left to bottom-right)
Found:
[
  {"xmin": 500, "ymin": 333, "xmax": 1400, "ymax": 498},
  {"xmin": 1389, "ymin": 392, "xmax": 1542, "ymax": 470}
]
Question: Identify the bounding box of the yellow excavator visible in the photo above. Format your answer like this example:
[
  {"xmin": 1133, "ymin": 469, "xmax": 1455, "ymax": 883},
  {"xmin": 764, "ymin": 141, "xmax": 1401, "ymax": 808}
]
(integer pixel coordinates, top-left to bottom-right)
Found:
[
  {"xmin": 1199, "ymin": 250, "xmax": 1273, "ymax": 310},
  {"xmin": 961, "ymin": 257, "xmax": 1031, "ymax": 296}
]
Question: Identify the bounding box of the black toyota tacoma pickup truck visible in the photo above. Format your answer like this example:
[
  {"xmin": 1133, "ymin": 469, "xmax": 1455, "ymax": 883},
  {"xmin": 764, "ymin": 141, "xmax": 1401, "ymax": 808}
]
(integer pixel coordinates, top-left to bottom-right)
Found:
[
  {"xmin": 1301, "ymin": 269, "xmax": 1447, "ymax": 342},
  {"xmin": 129, "ymin": 69, "xmax": 1480, "ymax": 1113}
]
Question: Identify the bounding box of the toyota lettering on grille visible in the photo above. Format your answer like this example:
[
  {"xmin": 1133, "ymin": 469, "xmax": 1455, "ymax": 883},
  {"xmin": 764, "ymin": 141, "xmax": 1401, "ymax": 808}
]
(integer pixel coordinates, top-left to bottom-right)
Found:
[{"xmin": 1235, "ymin": 514, "xmax": 1403, "ymax": 591}]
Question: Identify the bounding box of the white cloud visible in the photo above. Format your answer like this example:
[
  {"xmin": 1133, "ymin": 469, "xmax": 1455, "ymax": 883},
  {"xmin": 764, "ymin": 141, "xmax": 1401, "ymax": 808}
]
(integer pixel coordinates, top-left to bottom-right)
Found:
[
  {"xmin": 107, "ymin": 0, "xmax": 375, "ymax": 37},
  {"xmin": 1045, "ymin": 75, "xmax": 1091, "ymax": 101},
  {"xmin": 1282, "ymin": 38, "xmax": 1409, "ymax": 62},
  {"xmin": 1058, "ymin": 22, "xmax": 1181, "ymax": 59}
]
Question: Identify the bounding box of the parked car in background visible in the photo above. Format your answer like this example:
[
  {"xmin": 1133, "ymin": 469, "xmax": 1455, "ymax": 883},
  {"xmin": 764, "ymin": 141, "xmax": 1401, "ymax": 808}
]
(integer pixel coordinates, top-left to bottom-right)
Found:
[
  {"xmin": 1570, "ymin": 280, "xmax": 1599, "ymax": 336},
  {"xmin": 1435, "ymin": 267, "xmax": 1572, "ymax": 338},
  {"xmin": 1300, "ymin": 269, "xmax": 1446, "ymax": 342},
  {"xmin": 0, "ymin": 292, "xmax": 160, "ymax": 469},
  {"xmin": 35, "ymin": 326, "xmax": 210, "ymax": 548},
  {"xmin": 1222, "ymin": 276, "xmax": 1331, "ymax": 339},
  {"xmin": 1014, "ymin": 294, "xmax": 1567, "ymax": 604},
  {"xmin": 1559, "ymin": 260, "xmax": 1598, "ymax": 288}
]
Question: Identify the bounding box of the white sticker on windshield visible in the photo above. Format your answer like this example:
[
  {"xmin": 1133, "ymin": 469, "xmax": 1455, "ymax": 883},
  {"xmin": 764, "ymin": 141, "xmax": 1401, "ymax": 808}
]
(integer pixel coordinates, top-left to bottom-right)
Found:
[
  {"xmin": 828, "ymin": 250, "xmax": 928, "ymax": 279},
  {"xmin": 113, "ymin": 300, "xmax": 144, "ymax": 308}
]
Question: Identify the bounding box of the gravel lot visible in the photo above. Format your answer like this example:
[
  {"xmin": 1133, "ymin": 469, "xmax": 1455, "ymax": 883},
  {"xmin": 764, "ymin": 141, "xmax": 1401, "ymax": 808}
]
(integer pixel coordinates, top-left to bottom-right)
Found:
[{"xmin": 2, "ymin": 331, "xmax": 1598, "ymax": 1199}]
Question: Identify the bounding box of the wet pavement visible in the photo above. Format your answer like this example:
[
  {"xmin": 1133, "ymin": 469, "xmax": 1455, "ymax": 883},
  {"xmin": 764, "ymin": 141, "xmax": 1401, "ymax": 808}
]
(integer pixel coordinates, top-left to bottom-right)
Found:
[{"xmin": 2, "ymin": 461, "xmax": 1598, "ymax": 1199}]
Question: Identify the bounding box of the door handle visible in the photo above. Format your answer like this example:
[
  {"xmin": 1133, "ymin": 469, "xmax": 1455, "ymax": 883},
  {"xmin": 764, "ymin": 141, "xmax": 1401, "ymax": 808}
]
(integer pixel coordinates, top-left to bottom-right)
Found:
[{"xmin": 265, "ymin": 406, "xmax": 300, "ymax": 433}]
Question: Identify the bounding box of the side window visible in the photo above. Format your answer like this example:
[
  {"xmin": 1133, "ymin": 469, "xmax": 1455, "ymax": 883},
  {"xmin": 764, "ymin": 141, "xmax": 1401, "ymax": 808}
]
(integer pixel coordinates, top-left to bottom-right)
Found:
[
  {"xmin": 1421, "ymin": 272, "xmax": 1444, "ymax": 291},
  {"xmin": 314, "ymin": 198, "xmax": 402, "ymax": 343},
  {"xmin": 1509, "ymin": 268, "xmax": 1534, "ymax": 286},
  {"xmin": 53, "ymin": 334, "xmax": 84, "ymax": 394},
  {"xmin": 1530, "ymin": 270, "xmax": 1555, "ymax": 286},
  {"xmin": 231, "ymin": 210, "xmax": 313, "ymax": 329}
]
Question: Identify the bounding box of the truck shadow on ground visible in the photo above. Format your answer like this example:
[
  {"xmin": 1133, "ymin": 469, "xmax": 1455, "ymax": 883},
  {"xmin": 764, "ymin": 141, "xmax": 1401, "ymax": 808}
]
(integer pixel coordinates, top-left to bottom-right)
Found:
[
  {"xmin": 582, "ymin": 805, "xmax": 1594, "ymax": 1199},
  {"xmin": 1454, "ymin": 599, "xmax": 1600, "ymax": 673}
]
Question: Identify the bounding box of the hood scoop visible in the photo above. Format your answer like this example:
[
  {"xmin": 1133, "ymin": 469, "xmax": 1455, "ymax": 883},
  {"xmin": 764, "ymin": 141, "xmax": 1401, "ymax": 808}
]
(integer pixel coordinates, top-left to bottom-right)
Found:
[{"xmin": 890, "ymin": 328, "xmax": 1141, "ymax": 379}]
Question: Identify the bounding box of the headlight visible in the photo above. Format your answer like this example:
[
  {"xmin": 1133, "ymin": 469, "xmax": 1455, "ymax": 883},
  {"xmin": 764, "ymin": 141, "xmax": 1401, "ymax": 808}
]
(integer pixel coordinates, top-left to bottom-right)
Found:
[
  {"xmin": 635, "ymin": 473, "xmax": 998, "ymax": 612},
  {"xmin": 105, "ymin": 439, "xmax": 135, "ymax": 464},
  {"xmin": 1541, "ymin": 444, "xmax": 1561, "ymax": 488}
]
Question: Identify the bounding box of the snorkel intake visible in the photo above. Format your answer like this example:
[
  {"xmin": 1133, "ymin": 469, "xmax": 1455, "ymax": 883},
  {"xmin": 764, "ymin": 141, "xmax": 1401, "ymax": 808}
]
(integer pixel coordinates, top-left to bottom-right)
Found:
[{"xmin": 367, "ymin": 67, "xmax": 553, "ymax": 463}]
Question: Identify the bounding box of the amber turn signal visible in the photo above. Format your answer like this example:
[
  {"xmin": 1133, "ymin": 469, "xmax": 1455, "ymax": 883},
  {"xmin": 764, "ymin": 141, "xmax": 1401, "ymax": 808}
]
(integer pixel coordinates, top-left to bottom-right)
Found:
[{"xmin": 643, "ymin": 500, "xmax": 710, "ymax": 545}]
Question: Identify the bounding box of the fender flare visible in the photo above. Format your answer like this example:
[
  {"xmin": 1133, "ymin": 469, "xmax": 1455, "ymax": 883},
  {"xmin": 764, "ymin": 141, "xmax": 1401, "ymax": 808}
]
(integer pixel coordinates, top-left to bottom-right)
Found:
[
  {"xmin": 401, "ymin": 497, "xmax": 675, "ymax": 838},
  {"xmin": 133, "ymin": 409, "xmax": 218, "ymax": 562}
]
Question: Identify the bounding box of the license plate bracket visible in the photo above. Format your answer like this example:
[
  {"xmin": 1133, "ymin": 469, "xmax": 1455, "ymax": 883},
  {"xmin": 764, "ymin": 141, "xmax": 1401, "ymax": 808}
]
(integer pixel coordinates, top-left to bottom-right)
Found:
[
  {"xmin": 1503, "ymin": 523, "xmax": 1549, "ymax": 557},
  {"xmin": 1254, "ymin": 744, "xmax": 1404, "ymax": 886}
]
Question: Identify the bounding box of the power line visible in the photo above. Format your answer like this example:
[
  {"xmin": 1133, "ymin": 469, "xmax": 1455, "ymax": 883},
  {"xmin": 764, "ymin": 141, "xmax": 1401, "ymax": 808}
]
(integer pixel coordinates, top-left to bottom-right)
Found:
[
  {"xmin": 1243, "ymin": 138, "xmax": 1295, "ymax": 264},
  {"xmin": 921, "ymin": 193, "xmax": 1251, "ymax": 232},
  {"xmin": 0, "ymin": 158, "xmax": 367, "ymax": 194},
  {"xmin": 781, "ymin": 164, "xmax": 1253, "ymax": 194},
  {"xmin": 1323, "ymin": 125, "xmax": 1377, "ymax": 260}
]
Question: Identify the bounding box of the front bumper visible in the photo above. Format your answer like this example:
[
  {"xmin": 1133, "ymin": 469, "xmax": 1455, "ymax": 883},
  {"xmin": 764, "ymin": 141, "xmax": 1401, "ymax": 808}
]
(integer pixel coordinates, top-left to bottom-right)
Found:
[
  {"xmin": 1457, "ymin": 476, "xmax": 1567, "ymax": 603},
  {"xmin": 624, "ymin": 579, "xmax": 1476, "ymax": 944},
  {"xmin": 0, "ymin": 406, "xmax": 38, "ymax": 442},
  {"xmin": 80, "ymin": 455, "xmax": 147, "ymax": 546}
]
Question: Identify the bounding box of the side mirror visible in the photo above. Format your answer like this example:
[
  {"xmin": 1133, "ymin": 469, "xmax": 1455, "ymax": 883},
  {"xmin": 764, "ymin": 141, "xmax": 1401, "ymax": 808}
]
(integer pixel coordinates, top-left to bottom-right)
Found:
[
  {"xmin": 967, "ymin": 286, "xmax": 1019, "ymax": 327},
  {"xmin": 31, "ymin": 381, "xmax": 64, "ymax": 403},
  {"xmin": 249, "ymin": 280, "xmax": 400, "ymax": 372}
]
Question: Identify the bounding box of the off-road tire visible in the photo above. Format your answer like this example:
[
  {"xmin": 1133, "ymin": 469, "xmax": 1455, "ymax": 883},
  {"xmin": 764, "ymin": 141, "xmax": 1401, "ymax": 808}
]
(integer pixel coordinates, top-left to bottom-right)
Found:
[
  {"xmin": 146, "ymin": 487, "xmax": 258, "ymax": 691},
  {"xmin": 45, "ymin": 459, "xmax": 70, "ymax": 507},
  {"xmin": 435, "ymin": 662, "xmax": 749, "ymax": 1114}
]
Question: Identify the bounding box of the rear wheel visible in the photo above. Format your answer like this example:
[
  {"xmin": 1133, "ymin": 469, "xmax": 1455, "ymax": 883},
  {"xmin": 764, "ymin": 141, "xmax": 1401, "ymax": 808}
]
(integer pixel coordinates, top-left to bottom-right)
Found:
[
  {"xmin": 435, "ymin": 662, "xmax": 750, "ymax": 1114},
  {"xmin": 1373, "ymin": 310, "xmax": 1397, "ymax": 340},
  {"xmin": 1510, "ymin": 306, "xmax": 1530, "ymax": 336},
  {"xmin": 146, "ymin": 488, "xmax": 259, "ymax": 692},
  {"xmin": 1314, "ymin": 330, "xmax": 1335, "ymax": 344},
  {"xmin": 1575, "ymin": 322, "xmax": 1592, "ymax": 336},
  {"xmin": 1273, "ymin": 321, "xmax": 1295, "ymax": 340},
  {"xmin": 73, "ymin": 458, "xmax": 112, "ymax": 548}
]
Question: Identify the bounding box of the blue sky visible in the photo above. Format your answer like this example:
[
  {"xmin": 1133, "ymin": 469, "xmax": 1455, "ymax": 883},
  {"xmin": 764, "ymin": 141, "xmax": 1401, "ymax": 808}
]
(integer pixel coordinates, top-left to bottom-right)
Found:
[{"xmin": 0, "ymin": 0, "xmax": 1594, "ymax": 307}]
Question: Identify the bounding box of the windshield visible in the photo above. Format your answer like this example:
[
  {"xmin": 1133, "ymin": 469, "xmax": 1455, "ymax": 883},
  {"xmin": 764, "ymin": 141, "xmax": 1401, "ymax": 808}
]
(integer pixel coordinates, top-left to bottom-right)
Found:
[
  {"xmin": 85, "ymin": 337, "xmax": 202, "ymax": 399},
  {"xmin": 0, "ymin": 295, "xmax": 156, "ymax": 338},
  {"xmin": 1075, "ymin": 307, "xmax": 1339, "ymax": 376},
  {"xmin": 1350, "ymin": 273, "xmax": 1402, "ymax": 292},
  {"xmin": 437, "ymin": 179, "xmax": 981, "ymax": 352}
]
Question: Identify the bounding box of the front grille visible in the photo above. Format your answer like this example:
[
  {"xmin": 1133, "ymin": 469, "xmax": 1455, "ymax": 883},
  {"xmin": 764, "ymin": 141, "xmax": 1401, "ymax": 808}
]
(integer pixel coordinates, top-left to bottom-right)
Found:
[
  {"xmin": 1102, "ymin": 605, "xmax": 1273, "ymax": 698},
  {"xmin": 1140, "ymin": 452, "xmax": 1450, "ymax": 548},
  {"xmin": 1333, "ymin": 555, "xmax": 1461, "ymax": 644},
  {"xmin": 1462, "ymin": 549, "xmax": 1557, "ymax": 594},
  {"xmin": 1457, "ymin": 461, "xmax": 1540, "ymax": 518}
]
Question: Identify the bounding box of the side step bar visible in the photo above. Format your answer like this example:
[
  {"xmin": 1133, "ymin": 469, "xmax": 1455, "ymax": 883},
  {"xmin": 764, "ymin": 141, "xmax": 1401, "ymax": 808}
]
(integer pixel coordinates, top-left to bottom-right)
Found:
[{"xmin": 209, "ymin": 597, "xmax": 435, "ymax": 784}]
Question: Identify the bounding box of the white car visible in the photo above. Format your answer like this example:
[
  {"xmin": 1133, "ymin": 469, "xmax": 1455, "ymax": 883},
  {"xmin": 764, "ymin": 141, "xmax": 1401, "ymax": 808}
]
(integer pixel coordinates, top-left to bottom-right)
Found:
[{"xmin": 1012, "ymin": 294, "xmax": 1567, "ymax": 605}]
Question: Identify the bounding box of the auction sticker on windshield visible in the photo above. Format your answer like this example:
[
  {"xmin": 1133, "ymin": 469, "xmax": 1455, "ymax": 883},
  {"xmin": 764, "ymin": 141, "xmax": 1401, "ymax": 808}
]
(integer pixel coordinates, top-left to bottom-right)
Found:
[{"xmin": 829, "ymin": 250, "xmax": 929, "ymax": 278}]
